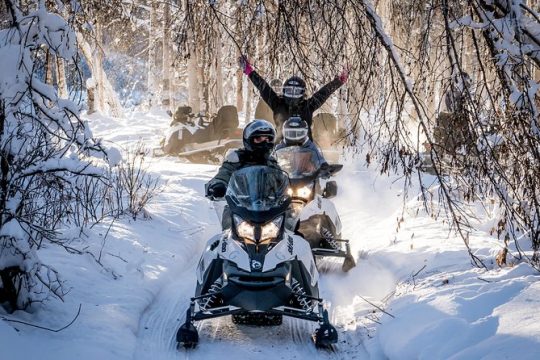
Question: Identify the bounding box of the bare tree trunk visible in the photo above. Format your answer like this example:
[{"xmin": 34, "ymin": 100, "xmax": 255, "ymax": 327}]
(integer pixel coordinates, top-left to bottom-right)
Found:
[
  {"xmin": 44, "ymin": 47, "xmax": 67, "ymax": 100},
  {"xmin": 56, "ymin": 56, "xmax": 67, "ymax": 98},
  {"xmin": 95, "ymin": 20, "xmax": 105, "ymax": 112},
  {"xmin": 236, "ymin": 56, "xmax": 243, "ymax": 113},
  {"xmin": 214, "ymin": 31, "xmax": 224, "ymax": 111},
  {"xmin": 86, "ymin": 79, "xmax": 96, "ymax": 115},
  {"xmin": 76, "ymin": 31, "xmax": 122, "ymax": 117},
  {"xmin": 245, "ymin": 82, "xmax": 253, "ymax": 122},
  {"xmin": 208, "ymin": 56, "xmax": 216, "ymax": 113},
  {"xmin": 45, "ymin": 49, "xmax": 54, "ymax": 86},
  {"xmin": 235, "ymin": 8, "xmax": 243, "ymax": 112},
  {"xmin": 147, "ymin": 0, "xmax": 158, "ymax": 107},
  {"xmin": 162, "ymin": 1, "xmax": 172, "ymax": 109},
  {"xmin": 187, "ymin": 42, "xmax": 200, "ymax": 114},
  {"xmin": 199, "ymin": 46, "xmax": 207, "ymax": 114}
]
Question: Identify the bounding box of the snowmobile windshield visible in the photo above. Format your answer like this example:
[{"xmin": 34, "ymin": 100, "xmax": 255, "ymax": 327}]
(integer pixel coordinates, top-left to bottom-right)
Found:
[
  {"xmin": 226, "ymin": 166, "xmax": 291, "ymax": 223},
  {"xmin": 275, "ymin": 146, "xmax": 319, "ymax": 179}
]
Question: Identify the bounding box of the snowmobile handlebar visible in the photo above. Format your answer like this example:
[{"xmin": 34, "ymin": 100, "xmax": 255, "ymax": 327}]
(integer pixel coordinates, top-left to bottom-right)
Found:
[
  {"xmin": 318, "ymin": 163, "xmax": 343, "ymax": 179},
  {"xmin": 205, "ymin": 194, "xmax": 225, "ymax": 201}
]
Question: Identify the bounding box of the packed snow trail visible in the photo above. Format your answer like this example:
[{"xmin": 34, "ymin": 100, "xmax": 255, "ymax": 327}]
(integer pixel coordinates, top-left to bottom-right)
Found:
[
  {"xmin": 90, "ymin": 112, "xmax": 540, "ymax": 360},
  {"xmin": 4, "ymin": 111, "xmax": 540, "ymax": 360},
  {"xmin": 133, "ymin": 155, "xmax": 403, "ymax": 359}
]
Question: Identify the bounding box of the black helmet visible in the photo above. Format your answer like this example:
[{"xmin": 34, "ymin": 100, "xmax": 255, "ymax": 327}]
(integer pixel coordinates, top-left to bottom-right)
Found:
[
  {"xmin": 243, "ymin": 119, "xmax": 276, "ymax": 154},
  {"xmin": 283, "ymin": 116, "xmax": 308, "ymax": 145},
  {"xmin": 282, "ymin": 76, "xmax": 306, "ymax": 104}
]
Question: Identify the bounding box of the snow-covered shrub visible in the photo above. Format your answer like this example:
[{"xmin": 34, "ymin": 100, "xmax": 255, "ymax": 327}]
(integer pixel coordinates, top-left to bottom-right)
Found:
[
  {"xmin": 0, "ymin": 0, "xmax": 115, "ymax": 312},
  {"xmin": 108, "ymin": 142, "xmax": 160, "ymax": 220}
]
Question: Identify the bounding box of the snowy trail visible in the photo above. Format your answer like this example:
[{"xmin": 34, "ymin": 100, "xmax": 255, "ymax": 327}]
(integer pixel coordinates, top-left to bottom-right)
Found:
[
  {"xmin": 132, "ymin": 160, "xmax": 403, "ymax": 359},
  {"xmin": 5, "ymin": 107, "xmax": 540, "ymax": 360},
  {"xmin": 133, "ymin": 159, "xmax": 220, "ymax": 360},
  {"xmin": 6, "ymin": 110, "xmax": 539, "ymax": 360}
]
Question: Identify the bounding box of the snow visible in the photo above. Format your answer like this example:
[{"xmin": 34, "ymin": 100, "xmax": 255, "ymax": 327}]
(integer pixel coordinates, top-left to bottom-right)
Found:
[
  {"xmin": 2, "ymin": 108, "xmax": 539, "ymax": 359},
  {"xmin": 0, "ymin": 43, "xmax": 28, "ymax": 99}
]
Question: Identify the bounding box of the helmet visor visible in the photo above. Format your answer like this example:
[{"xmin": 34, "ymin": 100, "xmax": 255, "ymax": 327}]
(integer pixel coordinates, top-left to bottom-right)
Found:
[
  {"xmin": 284, "ymin": 128, "xmax": 308, "ymax": 141},
  {"xmin": 253, "ymin": 135, "xmax": 274, "ymax": 144},
  {"xmin": 283, "ymin": 86, "xmax": 305, "ymax": 99}
]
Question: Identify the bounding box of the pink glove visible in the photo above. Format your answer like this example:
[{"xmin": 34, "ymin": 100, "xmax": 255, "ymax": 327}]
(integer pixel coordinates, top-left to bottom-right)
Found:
[
  {"xmin": 239, "ymin": 55, "xmax": 253, "ymax": 76},
  {"xmin": 338, "ymin": 65, "xmax": 349, "ymax": 84}
]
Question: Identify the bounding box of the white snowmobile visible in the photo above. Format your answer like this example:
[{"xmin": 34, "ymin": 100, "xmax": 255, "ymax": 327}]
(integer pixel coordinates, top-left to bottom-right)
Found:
[
  {"xmin": 158, "ymin": 105, "xmax": 243, "ymax": 164},
  {"xmin": 275, "ymin": 146, "xmax": 356, "ymax": 272},
  {"xmin": 176, "ymin": 166, "xmax": 338, "ymax": 349}
]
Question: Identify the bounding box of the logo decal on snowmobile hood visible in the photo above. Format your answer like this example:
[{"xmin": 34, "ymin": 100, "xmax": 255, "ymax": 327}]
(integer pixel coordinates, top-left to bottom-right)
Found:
[
  {"xmin": 221, "ymin": 240, "xmax": 227, "ymax": 252},
  {"xmin": 251, "ymin": 260, "xmax": 262, "ymax": 270},
  {"xmin": 287, "ymin": 235, "xmax": 294, "ymax": 254},
  {"xmin": 210, "ymin": 240, "xmax": 219, "ymax": 251}
]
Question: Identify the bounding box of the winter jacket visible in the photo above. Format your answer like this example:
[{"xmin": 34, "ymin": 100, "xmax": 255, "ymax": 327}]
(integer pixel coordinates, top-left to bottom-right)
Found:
[
  {"xmin": 206, "ymin": 148, "xmax": 281, "ymax": 189},
  {"xmin": 248, "ymin": 71, "xmax": 343, "ymax": 141}
]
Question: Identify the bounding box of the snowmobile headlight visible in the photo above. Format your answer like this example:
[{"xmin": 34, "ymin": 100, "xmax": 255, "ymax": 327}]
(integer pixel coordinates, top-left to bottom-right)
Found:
[
  {"xmin": 233, "ymin": 215, "xmax": 282, "ymax": 245},
  {"xmin": 260, "ymin": 216, "xmax": 283, "ymax": 243},
  {"xmin": 233, "ymin": 215, "xmax": 255, "ymax": 241},
  {"xmin": 293, "ymin": 185, "xmax": 312, "ymax": 200}
]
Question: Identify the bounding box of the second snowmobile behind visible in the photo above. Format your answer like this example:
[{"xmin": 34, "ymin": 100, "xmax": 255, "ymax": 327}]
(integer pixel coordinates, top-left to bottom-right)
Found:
[
  {"xmin": 176, "ymin": 165, "xmax": 338, "ymax": 349},
  {"xmin": 275, "ymin": 146, "xmax": 356, "ymax": 272}
]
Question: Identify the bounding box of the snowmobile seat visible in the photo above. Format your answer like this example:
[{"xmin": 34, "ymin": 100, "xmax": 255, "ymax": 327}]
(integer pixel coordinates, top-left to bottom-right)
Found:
[
  {"xmin": 210, "ymin": 105, "xmax": 239, "ymax": 139},
  {"xmin": 312, "ymin": 113, "xmax": 338, "ymax": 149}
]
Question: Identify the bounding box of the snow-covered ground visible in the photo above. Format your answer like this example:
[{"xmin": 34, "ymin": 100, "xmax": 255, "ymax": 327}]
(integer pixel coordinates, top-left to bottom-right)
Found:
[{"xmin": 1, "ymin": 110, "xmax": 539, "ymax": 360}]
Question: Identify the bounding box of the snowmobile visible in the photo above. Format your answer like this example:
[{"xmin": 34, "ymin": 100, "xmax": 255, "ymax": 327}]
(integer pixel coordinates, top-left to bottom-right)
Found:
[
  {"xmin": 312, "ymin": 112, "xmax": 342, "ymax": 163},
  {"xmin": 158, "ymin": 105, "xmax": 243, "ymax": 164},
  {"xmin": 275, "ymin": 146, "xmax": 356, "ymax": 272},
  {"xmin": 176, "ymin": 166, "xmax": 338, "ymax": 349}
]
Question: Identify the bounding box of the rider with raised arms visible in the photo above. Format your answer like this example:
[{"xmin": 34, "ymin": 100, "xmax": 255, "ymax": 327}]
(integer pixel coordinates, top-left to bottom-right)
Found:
[{"xmin": 239, "ymin": 56, "xmax": 349, "ymax": 143}]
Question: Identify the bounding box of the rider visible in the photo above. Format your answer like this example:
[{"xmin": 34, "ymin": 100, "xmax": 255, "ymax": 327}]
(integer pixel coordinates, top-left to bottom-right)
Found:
[
  {"xmin": 239, "ymin": 55, "xmax": 349, "ymax": 142},
  {"xmin": 205, "ymin": 119, "xmax": 280, "ymax": 199},
  {"xmin": 275, "ymin": 116, "xmax": 328, "ymax": 171}
]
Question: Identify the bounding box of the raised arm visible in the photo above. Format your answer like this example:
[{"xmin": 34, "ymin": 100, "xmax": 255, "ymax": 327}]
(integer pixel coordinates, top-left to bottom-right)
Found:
[
  {"xmin": 306, "ymin": 65, "xmax": 349, "ymax": 112},
  {"xmin": 239, "ymin": 55, "xmax": 280, "ymax": 109}
]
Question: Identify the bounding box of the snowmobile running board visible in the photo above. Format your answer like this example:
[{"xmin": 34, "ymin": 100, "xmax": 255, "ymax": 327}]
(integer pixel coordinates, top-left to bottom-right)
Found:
[
  {"xmin": 190, "ymin": 290, "xmax": 322, "ymax": 307},
  {"xmin": 312, "ymin": 248, "xmax": 349, "ymax": 258},
  {"xmin": 313, "ymin": 238, "xmax": 353, "ymax": 258},
  {"xmin": 189, "ymin": 291, "xmax": 325, "ymax": 323},
  {"xmin": 191, "ymin": 304, "xmax": 324, "ymax": 323}
]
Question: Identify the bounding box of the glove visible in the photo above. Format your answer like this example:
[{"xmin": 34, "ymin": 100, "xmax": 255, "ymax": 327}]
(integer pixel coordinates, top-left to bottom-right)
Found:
[
  {"xmin": 338, "ymin": 65, "xmax": 349, "ymax": 84},
  {"xmin": 238, "ymin": 55, "xmax": 253, "ymax": 76},
  {"xmin": 207, "ymin": 182, "xmax": 227, "ymax": 198}
]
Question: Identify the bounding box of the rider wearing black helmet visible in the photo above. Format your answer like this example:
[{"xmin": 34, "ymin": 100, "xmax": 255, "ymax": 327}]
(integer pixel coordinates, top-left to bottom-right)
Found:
[
  {"xmin": 205, "ymin": 119, "xmax": 280, "ymax": 198},
  {"xmin": 239, "ymin": 56, "xmax": 348, "ymax": 142},
  {"xmin": 276, "ymin": 116, "xmax": 328, "ymax": 169}
]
